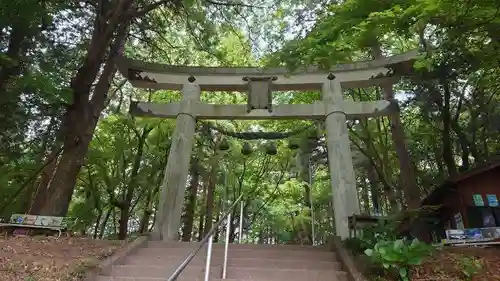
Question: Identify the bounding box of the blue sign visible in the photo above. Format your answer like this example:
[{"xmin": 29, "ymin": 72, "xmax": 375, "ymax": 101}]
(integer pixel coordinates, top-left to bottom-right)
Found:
[
  {"xmin": 465, "ymin": 228, "xmax": 482, "ymax": 239},
  {"xmin": 487, "ymin": 194, "xmax": 498, "ymax": 207}
]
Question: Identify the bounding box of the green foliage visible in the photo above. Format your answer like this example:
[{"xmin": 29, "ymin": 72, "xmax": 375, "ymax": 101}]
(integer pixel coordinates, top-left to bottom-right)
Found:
[
  {"xmin": 344, "ymin": 237, "xmax": 369, "ymax": 255},
  {"xmin": 362, "ymin": 222, "xmax": 400, "ymax": 248},
  {"xmin": 365, "ymin": 238, "xmax": 433, "ymax": 281},
  {"xmin": 344, "ymin": 221, "xmax": 400, "ymax": 255},
  {"xmin": 457, "ymin": 256, "xmax": 483, "ymax": 280}
]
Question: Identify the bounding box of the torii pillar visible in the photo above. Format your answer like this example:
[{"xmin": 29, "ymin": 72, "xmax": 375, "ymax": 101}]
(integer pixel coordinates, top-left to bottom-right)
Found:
[
  {"xmin": 153, "ymin": 81, "xmax": 200, "ymax": 241},
  {"xmin": 322, "ymin": 75, "xmax": 360, "ymax": 238}
]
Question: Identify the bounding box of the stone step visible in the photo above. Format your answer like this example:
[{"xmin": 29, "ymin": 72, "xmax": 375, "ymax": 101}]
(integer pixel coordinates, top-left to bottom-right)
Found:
[
  {"xmin": 97, "ymin": 277, "xmax": 346, "ymax": 281},
  {"xmin": 226, "ymin": 257, "xmax": 341, "ymax": 270},
  {"xmin": 110, "ymin": 265, "xmax": 221, "ymax": 279},
  {"xmin": 135, "ymin": 247, "xmax": 335, "ymax": 261},
  {"xmin": 124, "ymin": 255, "xmax": 222, "ymax": 267},
  {"xmin": 123, "ymin": 255, "xmax": 340, "ymax": 271},
  {"xmin": 214, "ymin": 248, "xmax": 336, "ymax": 261},
  {"xmin": 147, "ymin": 241, "xmax": 205, "ymax": 248},
  {"xmin": 222, "ymin": 244, "xmax": 330, "ymax": 252},
  {"xmin": 135, "ymin": 247, "xmax": 207, "ymax": 257},
  {"xmin": 147, "ymin": 241, "xmax": 330, "ymax": 252},
  {"xmin": 96, "ymin": 277, "xmax": 206, "ymax": 281},
  {"xmin": 225, "ymin": 267, "xmax": 348, "ymax": 281}
]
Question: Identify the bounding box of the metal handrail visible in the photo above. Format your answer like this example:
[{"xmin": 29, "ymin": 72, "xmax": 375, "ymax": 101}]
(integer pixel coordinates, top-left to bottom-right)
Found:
[{"xmin": 167, "ymin": 193, "xmax": 244, "ymax": 281}]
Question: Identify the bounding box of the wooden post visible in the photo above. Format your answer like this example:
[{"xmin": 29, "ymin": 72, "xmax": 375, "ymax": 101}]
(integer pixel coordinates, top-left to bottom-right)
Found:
[
  {"xmin": 322, "ymin": 76, "xmax": 360, "ymax": 239},
  {"xmin": 154, "ymin": 81, "xmax": 201, "ymax": 241}
]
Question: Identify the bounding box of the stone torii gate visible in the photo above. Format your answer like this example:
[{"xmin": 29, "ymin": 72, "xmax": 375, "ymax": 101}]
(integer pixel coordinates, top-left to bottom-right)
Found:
[{"xmin": 116, "ymin": 50, "xmax": 417, "ymax": 240}]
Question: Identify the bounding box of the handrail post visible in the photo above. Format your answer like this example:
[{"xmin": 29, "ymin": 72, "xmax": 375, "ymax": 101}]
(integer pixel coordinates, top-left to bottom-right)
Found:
[
  {"xmin": 239, "ymin": 201, "xmax": 244, "ymax": 243},
  {"xmin": 309, "ymin": 158, "xmax": 315, "ymax": 246},
  {"xmin": 222, "ymin": 213, "xmax": 231, "ymax": 279},
  {"xmin": 204, "ymin": 234, "xmax": 214, "ymax": 281},
  {"xmin": 166, "ymin": 193, "xmax": 244, "ymax": 281}
]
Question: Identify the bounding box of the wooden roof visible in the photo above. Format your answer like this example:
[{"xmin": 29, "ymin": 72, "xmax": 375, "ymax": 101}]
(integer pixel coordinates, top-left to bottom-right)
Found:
[{"xmin": 421, "ymin": 156, "xmax": 500, "ymax": 205}]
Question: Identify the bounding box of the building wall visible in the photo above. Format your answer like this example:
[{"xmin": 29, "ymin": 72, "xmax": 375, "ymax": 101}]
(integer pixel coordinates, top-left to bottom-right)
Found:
[
  {"xmin": 458, "ymin": 166, "xmax": 500, "ymax": 228},
  {"xmin": 459, "ymin": 167, "xmax": 500, "ymax": 206},
  {"xmin": 439, "ymin": 190, "xmax": 463, "ymax": 228}
]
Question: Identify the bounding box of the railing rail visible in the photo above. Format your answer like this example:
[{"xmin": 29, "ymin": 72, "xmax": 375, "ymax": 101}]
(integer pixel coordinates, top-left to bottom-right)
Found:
[{"xmin": 167, "ymin": 193, "xmax": 244, "ymax": 281}]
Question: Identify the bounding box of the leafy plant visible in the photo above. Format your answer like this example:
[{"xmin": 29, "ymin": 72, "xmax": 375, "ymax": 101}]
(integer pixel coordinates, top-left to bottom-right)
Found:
[
  {"xmin": 344, "ymin": 237, "xmax": 368, "ymax": 255},
  {"xmin": 364, "ymin": 238, "xmax": 432, "ymax": 281},
  {"xmin": 343, "ymin": 220, "xmax": 400, "ymax": 255},
  {"xmin": 360, "ymin": 221, "xmax": 399, "ymax": 248},
  {"xmin": 457, "ymin": 256, "xmax": 483, "ymax": 280}
]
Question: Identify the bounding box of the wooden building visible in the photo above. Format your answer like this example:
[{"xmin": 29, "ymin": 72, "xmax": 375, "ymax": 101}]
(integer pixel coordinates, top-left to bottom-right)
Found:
[{"xmin": 422, "ymin": 157, "xmax": 500, "ymax": 240}]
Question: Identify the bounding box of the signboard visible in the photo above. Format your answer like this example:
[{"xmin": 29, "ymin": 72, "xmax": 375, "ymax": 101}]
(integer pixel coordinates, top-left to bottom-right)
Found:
[
  {"xmin": 34, "ymin": 216, "xmax": 63, "ymax": 227},
  {"xmin": 487, "ymin": 194, "xmax": 498, "ymax": 207},
  {"xmin": 445, "ymin": 227, "xmax": 500, "ymax": 242},
  {"xmin": 445, "ymin": 229, "xmax": 466, "ymax": 240},
  {"xmin": 454, "ymin": 213, "xmax": 464, "ymax": 229},
  {"xmin": 10, "ymin": 214, "xmax": 37, "ymax": 225},
  {"xmin": 481, "ymin": 227, "xmax": 500, "ymax": 239},
  {"xmin": 473, "ymin": 194, "xmax": 485, "ymax": 206}
]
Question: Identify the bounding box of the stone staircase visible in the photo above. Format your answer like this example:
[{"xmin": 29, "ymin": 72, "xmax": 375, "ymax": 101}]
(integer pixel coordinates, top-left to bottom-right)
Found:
[{"xmin": 95, "ymin": 241, "xmax": 349, "ymax": 281}]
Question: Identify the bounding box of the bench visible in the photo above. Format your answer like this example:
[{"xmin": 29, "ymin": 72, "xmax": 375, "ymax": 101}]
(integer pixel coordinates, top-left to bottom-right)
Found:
[
  {"xmin": 0, "ymin": 214, "xmax": 75, "ymax": 237},
  {"xmin": 348, "ymin": 214, "xmax": 393, "ymax": 238},
  {"xmin": 348, "ymin": 207, "xmax": 442, "ymax": 239}
]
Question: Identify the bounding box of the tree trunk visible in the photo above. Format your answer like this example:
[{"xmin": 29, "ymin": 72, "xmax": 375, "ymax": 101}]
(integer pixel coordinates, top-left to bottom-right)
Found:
[
  {"xmin": 197, "ymin": 181, "xmax": 207, "ymax": 242},
  {"xmin": 26, "ymin": 147, "xmax": 62, "ymax": 213},
  {"xmin": 138, "ymin": 207, "xmax": 152, "ymax": 234},
  {"xmin": 30, "ymin": 4, "xmax": 132, "ymax": 216},
  {"xmin": 451, "ymin": 120, "xmax": 470, "ymax": 171},
  {"xmin": 181, "ymin": 158, "xmax": 200, "ymax": 241},
  {"xmin": 99, "ymin": 207, "xmax": 112, "ymax": 239},
  {"xmin": 213, "ymin": 199, "xmax": 222, "ymax": 243},
  {"xmin": 298, "ymin": 139, "xmax": 313, "ymax": 244},
  {"xmin": 367, "ymin": 163, "xmax": 380, "ymax": 214},
  {"xmin": 149, "ymin": 211, "xmax": 157, "ymax": 232},
  {"xmin": 258, "ymin": 228, "xmax": 264, "ymax": 244},
  {"xmin": 118, "ymin": 126, "xmax": 151, "ymax": 240},
  {"xmin": 0, "ymin": 25, "xmax": 25, "ymax": 93},
  {"xmin": 434, "ymin": 146, "xmax": 444, "ymax": 175},
  {"xmin": 112, "ymin": 207, "xmax": 117, "ymax": 236},
  {"xmin": 203, "ymin": 164, "xmax": 217, "ymax": 236},
  {"xmin": 370, "ymin": 43, "xmax": 420, "ymax": 210},
  {"xmin": 93, "ymin": 210, "xmax": 103, "ymax": 239},
  {"xmin": 468, "ymin": 107, "xmax": 482, "ymax": 162},
  {"xmin": 440, "ymin": 82, "xmax": 458, "ymax": 176},
  {"xmin": 139, "ymin": 173, "xmax": 161, "ymax": 234},
  {"xmin": 229, "ymin": 212, "xmax": 237, "ymax": 243},
  {"xmin": 370, "ymin": 41, "xmax": 430, "ymax": 242}
]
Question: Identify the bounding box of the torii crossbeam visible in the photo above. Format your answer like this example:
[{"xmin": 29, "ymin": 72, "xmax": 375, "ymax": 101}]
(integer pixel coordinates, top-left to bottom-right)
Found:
[{"xmin": 116, "ymin": 50, "xmax": 418, "ymax": 240}]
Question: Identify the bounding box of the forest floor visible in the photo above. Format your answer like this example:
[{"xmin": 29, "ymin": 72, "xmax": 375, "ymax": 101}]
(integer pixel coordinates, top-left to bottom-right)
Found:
[
  {"xmin": 0, "ymin": 235, "xmax": 126, "ymax": 281},
  {"xmin": 410, "ymin": 247, "xmax": 500, "ymax": 281},
  {"xmin": 363, "ymin": 246, "xmax": 500, "ymax": 281}
]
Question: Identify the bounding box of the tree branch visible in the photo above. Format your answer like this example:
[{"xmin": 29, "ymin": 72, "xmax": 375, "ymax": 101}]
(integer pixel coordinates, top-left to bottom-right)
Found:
[
  {"xmin": 203, "ymin": 0, "xmax": 263, "ymax": 8},
  {"xmin": 134, "ymin": 0, "xmax": 182, "ymax": 18}
]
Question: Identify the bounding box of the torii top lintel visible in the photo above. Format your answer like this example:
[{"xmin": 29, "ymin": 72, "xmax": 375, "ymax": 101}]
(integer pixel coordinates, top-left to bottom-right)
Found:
[{"xmin": 116, "ymin": 50, "xmax": 418, "ymax": 92}]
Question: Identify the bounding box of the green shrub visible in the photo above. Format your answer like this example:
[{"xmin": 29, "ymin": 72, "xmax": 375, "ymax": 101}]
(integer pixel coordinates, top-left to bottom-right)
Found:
[
  {"xmin": 364, "ymin": 238, "xmax": 432, "ymax": 281},
  {"xmin": 344, "ymin": 237, "xmax": 368, "ymax": 255},
  {"xmin": 457, "ymin": 256, "xmax": 483, "ymax": 280},
  {"xmin": 344, "ymin": 221, "xmax": 399, "ymax": 255},
  {"xmin": 360, "ymin": 221, "xmax": 399, "ymax": 248}
]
